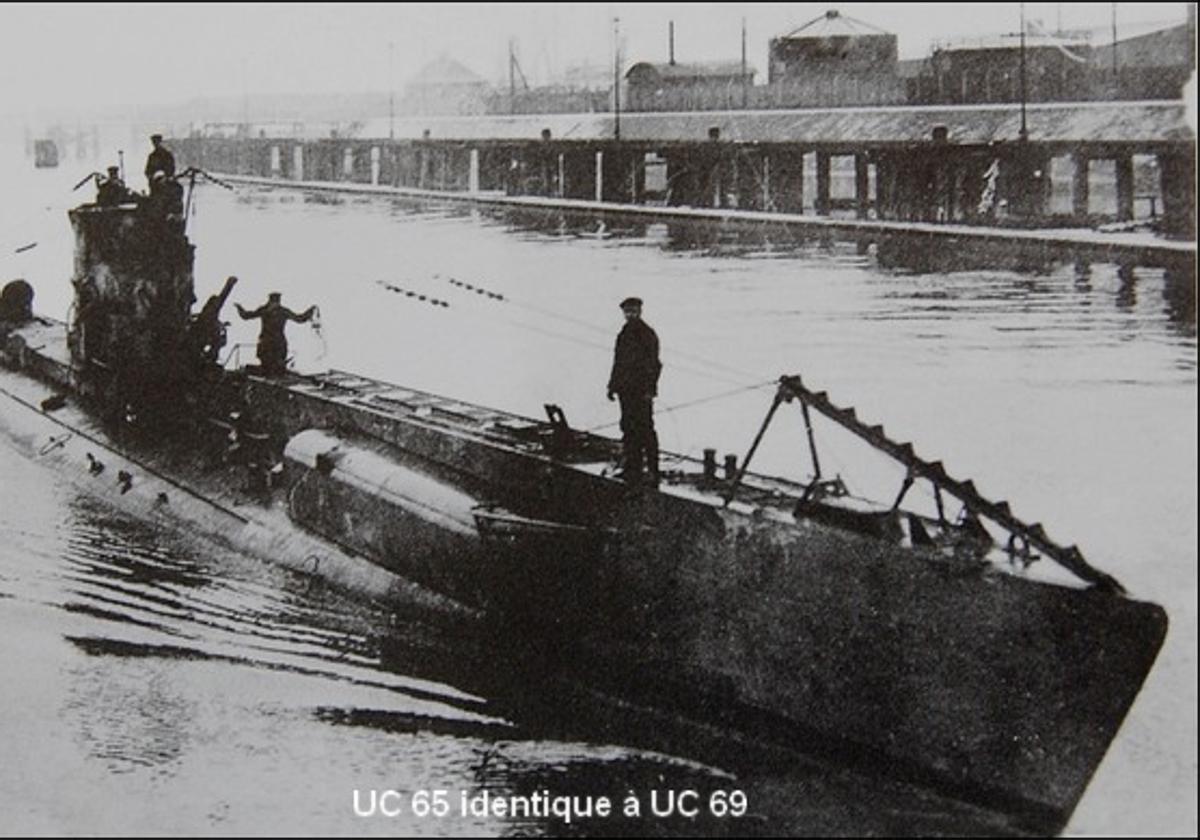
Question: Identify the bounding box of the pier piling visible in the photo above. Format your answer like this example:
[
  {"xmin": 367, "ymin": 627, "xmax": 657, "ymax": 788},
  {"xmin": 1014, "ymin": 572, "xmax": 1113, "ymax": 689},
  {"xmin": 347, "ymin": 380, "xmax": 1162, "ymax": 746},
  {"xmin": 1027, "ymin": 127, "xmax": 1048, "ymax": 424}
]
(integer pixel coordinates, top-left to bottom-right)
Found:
[
  {"xmin": 767, "ymin": 148, "xmax": 804, "ymax": 213},
  {"xmin": 1158, "ymin": 150, "xmax": 1196, "ymax": 238},
  {"xmin": 855, "ymin": 153, "xmax": 870, "ymax": 219},
  {"xmin": 1072, "ymin": 152, "xmax": 1090, "ymax": 219},
  {"xmin": 1115, "ymin": 153, "xmax": 1134, "ymax": 222},
  {"xmin": 816, "ymin": 151, "xmax": 832, "ymax": 216},
  {"xmin": 170, "ymin": 96, "xmax": 1195, "ymax": 244}
]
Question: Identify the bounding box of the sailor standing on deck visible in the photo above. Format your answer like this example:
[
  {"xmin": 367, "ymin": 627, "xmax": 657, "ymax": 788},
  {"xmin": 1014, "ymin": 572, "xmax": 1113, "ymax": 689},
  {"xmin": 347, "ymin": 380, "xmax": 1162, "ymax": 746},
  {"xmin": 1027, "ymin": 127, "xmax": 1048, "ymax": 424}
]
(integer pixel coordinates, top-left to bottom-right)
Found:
[
  {"xmin": 96, "ymin": 166, "xmax": 131, "ymax": 206},
  {"xmin": 235, "ymin": 292, "xmax": 316, "ymax": 377},
  {"xmin": 607, "ymin": 297, "xmax": 662, "ymax": 484},
  {"xmin": 144, "ymin": 133, "xmax": 176, "ymax": 186},
  {"xmin": 143, "ymin": 170, "xmax": 185, "ymax": 230}
]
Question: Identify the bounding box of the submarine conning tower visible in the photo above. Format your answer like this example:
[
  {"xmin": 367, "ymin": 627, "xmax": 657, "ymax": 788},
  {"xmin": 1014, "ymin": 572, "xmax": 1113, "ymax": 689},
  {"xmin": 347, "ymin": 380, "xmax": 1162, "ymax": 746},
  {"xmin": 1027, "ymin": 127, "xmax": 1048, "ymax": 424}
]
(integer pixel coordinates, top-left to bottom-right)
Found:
[{"xmin": 67, "ymin": 204, "xmax": 196, "ymax": 418}]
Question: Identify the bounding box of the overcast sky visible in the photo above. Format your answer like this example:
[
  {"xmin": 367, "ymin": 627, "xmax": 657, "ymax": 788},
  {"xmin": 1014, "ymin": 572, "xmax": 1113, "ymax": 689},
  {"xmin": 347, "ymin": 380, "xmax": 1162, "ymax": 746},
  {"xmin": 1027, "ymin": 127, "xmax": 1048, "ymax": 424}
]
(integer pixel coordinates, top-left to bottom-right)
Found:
[{"xmin": 0, "ymin": 2, "xmax": 1191, "ymax": 113}]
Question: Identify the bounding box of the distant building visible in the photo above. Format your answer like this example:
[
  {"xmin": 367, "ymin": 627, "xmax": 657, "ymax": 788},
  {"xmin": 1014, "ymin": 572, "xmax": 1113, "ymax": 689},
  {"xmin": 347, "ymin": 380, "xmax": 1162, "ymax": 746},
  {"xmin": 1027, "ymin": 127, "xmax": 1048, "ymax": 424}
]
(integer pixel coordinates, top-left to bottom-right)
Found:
[
  {"xmin": 914, "ymin": 32, "xmax": 1095, "ymax": 104},
  {"xmin": 400, "ymin": 56, "xmax": 489, "ymax": 116},
  {"xmin": 33, "ymin": 139, "xmax": 59, "ymax": 168},
  {"xmin": 485, "ymin": 62, "xmax": 613, "ymax": 115},
  {"xmin": 763, "ymin": 10, "xmax": 904, "ymax": 108},
  {"xmin": 561, "ymin": 62, "xmax": 615, "ymax": 91},
  {"xmin": 199, "ymin": 121, "xmax": 310, "ymax": 139},
  {"xmin": 1090, "ymin": 11, "xmax": 1196, "ymax": 100},
  {"xmin": 768, "ymin": 10, "xmax": 898, "ymax": 83},
  {"xmin": 896, "ymin": 58, "xmax": 926, "ymax": 94},
  {"xmin": 625, "ymin": 61, "xmax": 755, "ymax": 112},
  {"xmin": 485, "ymin": 86, "xmax": 611, "ymax": 115},
  {"xmin": 912, "ymin": 10, "xmax": 1195, "ymax": 106}
]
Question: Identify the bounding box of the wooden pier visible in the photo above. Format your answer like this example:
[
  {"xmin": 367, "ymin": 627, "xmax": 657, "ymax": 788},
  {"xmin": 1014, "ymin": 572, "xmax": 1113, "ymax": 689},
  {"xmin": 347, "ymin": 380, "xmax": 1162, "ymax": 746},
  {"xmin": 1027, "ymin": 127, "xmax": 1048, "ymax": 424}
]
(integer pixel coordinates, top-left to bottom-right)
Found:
[
  {"xmin": 205, "ymin": 171, "xmax": 1195, "ymax": 272},
  {"xmin": 172, "ymin": 100, "xmax": 1195, "ymax": 268}
]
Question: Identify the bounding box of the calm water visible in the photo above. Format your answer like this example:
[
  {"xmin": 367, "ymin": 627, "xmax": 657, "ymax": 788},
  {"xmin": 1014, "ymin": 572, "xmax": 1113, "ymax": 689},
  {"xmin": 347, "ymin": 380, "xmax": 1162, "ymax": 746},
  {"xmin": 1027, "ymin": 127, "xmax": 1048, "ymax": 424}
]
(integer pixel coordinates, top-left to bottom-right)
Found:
[{"xmin": 1, "ymin": 140, "xmax": 1195, "ymax": 836}]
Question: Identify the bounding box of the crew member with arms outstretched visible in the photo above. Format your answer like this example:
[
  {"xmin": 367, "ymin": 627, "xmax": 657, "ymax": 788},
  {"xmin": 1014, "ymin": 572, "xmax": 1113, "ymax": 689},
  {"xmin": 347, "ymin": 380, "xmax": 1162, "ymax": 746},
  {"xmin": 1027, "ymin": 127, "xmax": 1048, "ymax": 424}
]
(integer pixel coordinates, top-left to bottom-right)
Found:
[{"xmin": 235, "ymin": 291, "xmax": 316, "ymax": 377}]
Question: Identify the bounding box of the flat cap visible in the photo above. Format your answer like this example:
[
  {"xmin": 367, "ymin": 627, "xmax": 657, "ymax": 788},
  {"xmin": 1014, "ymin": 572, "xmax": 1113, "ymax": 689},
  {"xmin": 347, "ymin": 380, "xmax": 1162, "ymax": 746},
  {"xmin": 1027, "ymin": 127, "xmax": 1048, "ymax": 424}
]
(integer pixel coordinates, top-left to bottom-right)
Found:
[
  {"xmin": 619, "ymin": 297, "xmax": 643, "ymax": 310},
  {"xmin": 150, "ymin": 133, "xmax": 163, "ymax": 141}
]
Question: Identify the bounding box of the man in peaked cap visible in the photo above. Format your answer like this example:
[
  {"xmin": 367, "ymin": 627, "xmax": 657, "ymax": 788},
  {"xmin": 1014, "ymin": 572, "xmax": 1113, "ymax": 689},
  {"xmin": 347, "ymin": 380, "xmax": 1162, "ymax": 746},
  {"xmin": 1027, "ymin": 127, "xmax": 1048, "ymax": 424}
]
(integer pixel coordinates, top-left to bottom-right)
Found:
[
  {"xmin": 144, "ymin": 133, "xmax": 176, "ymax": 187},
  {"xmin": 607, "ymin": 296, "xmax": 662, "ymax": 484},
  {"xmin": 96, "ymin": 165, "xmax": 131, "ymax": 206},
  {"xmin": 235, "ymin": 291, "xmax": 317, "ymax": 377}
]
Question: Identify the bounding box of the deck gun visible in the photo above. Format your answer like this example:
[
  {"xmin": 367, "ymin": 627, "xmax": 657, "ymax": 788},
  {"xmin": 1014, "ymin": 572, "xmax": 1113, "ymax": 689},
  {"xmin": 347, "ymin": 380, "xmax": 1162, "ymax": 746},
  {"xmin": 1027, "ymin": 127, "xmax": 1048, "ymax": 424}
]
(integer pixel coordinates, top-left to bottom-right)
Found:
[{"xmin": 188, "ymin": 275, "xmax": 239, "ymax": 366}]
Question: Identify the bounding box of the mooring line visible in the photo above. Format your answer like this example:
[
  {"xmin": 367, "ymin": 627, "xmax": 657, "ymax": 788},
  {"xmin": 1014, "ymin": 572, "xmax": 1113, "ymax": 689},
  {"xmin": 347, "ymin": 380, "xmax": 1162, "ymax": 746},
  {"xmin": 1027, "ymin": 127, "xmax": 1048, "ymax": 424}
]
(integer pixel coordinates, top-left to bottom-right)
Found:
[
  {"xmin": 584, "ymin": 379, "xmax": 778, "ymax": 433},
  {"xmin": 437, "ymin": 273, "xmax": 771, "ymax": 386},
  {"xmin": 434, "ymin": 274, "xmax": 770, "ymax": 389}
]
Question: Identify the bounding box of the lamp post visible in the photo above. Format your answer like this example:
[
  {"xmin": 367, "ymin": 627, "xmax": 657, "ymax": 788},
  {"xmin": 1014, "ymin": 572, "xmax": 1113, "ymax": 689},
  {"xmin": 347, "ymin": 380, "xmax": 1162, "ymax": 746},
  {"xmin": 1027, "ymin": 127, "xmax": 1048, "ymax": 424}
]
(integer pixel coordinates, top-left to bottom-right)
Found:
[
  {"xmin": 1018, "ymin": 2, "xmax": 1028, "ymax": 142},
  {"xmin": 741, "ymin": 17, "xmax": 749, "ymax": 109},
  {"xmin": 613, "ymin": 16, "xmax": 621, "ymax": 141},
  {"xmin": 389, "ymin": 41, "xmax": 395, "ymax": 141},
  {"xmin": 1111, "ymin": 3, "xmax": 1119, "ymax": 97}
]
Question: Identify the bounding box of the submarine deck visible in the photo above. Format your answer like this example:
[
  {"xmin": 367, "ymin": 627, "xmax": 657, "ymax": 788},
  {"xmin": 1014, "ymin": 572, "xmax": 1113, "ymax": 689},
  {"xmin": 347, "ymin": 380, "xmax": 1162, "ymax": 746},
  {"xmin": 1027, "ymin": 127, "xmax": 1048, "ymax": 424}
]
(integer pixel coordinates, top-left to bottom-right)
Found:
[
  {"xmin": 288, "ymin": 368, "xmax": 813, "ymax": 514},
  {"xmin": 1, "ymin": 313, "xmax": 1172, "ymax": 832},
  {"xmin": 7, "ymin": 318, "xmax": 837, "ymax": 519},
  {"xmin": 2, "ymin": 317, "xmax": 1065, "ymax": 564}
]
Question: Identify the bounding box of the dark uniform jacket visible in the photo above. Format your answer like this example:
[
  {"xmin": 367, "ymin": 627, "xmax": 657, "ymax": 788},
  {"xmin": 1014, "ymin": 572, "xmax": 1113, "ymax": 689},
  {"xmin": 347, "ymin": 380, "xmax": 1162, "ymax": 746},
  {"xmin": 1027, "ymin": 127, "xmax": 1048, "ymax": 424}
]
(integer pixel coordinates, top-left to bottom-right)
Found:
[
  {"xmin": 146, "ymin": 177, "xmax": 184, "ymax": 217},
  {"xmin": 608, "ymin": 319, "xmax": 662, "ymax": 398},
  {"xmin": 96, "ymin": 177, "xmax": 130, "ymax": 207},
  {"xmin": 238, "ymin": 301, "xmax": 314, "ymax": 350},
  {"xmin": 145, "ymin": 145, "xmax": 176, "ymax": 181}
]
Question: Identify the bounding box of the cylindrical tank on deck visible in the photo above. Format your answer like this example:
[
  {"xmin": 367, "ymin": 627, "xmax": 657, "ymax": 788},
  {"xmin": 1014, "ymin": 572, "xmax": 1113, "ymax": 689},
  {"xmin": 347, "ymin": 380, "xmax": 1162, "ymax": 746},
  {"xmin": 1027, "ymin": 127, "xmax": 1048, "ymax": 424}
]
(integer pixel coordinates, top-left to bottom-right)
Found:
[{"xmin": 283, "ymin": 429, "xmax": 484, "ymax": 603}]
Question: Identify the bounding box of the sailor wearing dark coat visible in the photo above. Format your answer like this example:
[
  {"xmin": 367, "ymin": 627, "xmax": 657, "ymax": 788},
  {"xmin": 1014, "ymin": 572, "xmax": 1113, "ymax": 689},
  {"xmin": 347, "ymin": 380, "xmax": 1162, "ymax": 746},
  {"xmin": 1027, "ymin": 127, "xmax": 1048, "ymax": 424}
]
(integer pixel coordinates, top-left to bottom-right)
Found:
[
  {"xmin": 235, "ymin": 292, "xmax": 316, "ymax": 377},
  {"xmin": 607, "ymin": 297, "xmax": 662, "ymax": 483},
  {"xmin": 96, "ymin": 166, "xmax": 131, "ymax": 206},
  {"xmin": 144, "ymin": 133, "xmax": 176, "ymax": 186}
]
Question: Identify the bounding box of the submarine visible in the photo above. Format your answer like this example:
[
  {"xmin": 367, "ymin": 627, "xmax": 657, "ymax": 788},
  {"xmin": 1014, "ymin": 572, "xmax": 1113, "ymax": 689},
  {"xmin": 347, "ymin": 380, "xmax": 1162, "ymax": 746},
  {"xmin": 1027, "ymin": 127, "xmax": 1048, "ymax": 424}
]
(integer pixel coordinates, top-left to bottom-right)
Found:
[{"xmin": 0, "ymin": 180, "xmax": 1168, "ymax": 834}]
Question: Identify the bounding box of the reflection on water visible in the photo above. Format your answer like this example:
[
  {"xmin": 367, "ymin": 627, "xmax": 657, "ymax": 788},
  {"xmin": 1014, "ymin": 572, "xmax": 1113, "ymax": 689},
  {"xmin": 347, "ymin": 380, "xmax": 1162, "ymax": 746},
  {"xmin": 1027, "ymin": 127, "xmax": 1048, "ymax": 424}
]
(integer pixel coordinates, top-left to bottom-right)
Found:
[
  {"xmin": 14, "ymin": 460, "xmax": 999, "ymax": 836},
  {"xmin": 63, "ymin": 642, "xmax": 196, "ymax": 775},
  {"xmin": 370, "ymin": 195, "xmax": 1195, "ymax": 342},
  {"xmin": 1163, "ymin": 265, "xmax": 1197, "ymax": 336},
  {"xmin": 2, "ymin": 164, "xmax": 1195, "ymax": 835},
  {"xmin": 537, "ymin": 199, "xmax": 1190, "ymax": 341}
]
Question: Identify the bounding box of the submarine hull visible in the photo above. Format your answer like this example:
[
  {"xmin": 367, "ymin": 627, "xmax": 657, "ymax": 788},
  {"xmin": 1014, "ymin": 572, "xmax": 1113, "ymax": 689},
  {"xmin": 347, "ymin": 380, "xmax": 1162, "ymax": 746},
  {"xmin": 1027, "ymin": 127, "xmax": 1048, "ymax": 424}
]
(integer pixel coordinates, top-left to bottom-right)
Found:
[
  {"xmin": 0, "ymin": 199, "xmax": 1170, "ymax": 833},
  {"xmin": 231, "ymin": 369, "xmax": 1165, "ymax": 832}
]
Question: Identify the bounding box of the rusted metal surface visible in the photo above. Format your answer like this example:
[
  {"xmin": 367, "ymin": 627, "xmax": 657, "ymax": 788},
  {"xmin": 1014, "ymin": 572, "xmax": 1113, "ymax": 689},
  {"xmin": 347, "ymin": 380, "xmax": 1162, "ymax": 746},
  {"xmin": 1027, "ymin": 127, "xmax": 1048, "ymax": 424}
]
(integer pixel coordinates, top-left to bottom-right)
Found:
[
  {"xmin": 0, "ymin": 201, "xmax": 1175, "ymax": 832},
  {"xmin": 236, "ymin": 363, "xmax": 1167, "ymax": 832},
  {"xmin": 1, "ymin": 312, "xmax": 1171, "ymax": 832}
]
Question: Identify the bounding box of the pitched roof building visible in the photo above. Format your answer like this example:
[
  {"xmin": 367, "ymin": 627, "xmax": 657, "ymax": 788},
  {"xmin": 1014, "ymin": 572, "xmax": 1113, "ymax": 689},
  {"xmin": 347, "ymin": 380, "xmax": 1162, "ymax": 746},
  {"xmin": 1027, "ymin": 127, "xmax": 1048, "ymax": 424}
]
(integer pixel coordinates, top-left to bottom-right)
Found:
[
  {"xmin": 400, "ymin": 56, "xmax": 490, "ymax": 116},
  {"xmin": 625, "ymin": 61, "xmax": 755, "ymax": 112},
  {"xmin": 768, "ymin": 9, "xmax": 898, "ymax": 83}
]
